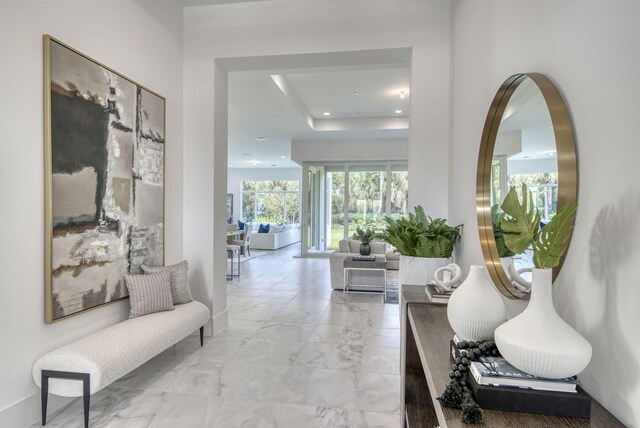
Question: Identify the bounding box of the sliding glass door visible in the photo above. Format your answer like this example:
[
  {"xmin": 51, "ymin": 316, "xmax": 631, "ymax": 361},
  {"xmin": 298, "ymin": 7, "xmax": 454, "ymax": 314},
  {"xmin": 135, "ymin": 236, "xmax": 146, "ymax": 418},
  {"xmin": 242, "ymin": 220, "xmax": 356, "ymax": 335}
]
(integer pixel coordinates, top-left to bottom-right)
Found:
[{"xmin": 302, "ymin": 161, "xmax": 408, "ymax": 255}]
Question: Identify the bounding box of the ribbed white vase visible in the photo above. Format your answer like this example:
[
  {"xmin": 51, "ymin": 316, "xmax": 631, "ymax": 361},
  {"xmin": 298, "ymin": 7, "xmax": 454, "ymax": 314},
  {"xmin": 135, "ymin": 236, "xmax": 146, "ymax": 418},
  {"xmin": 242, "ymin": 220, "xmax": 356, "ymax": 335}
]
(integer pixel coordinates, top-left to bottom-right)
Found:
[
  {"xmin": 447, "ymin": 265, "xmax": 506, "ymax": 341},
  {"xmin": 494, "ymin": 268, "xmax": 593, "ymax": 379}
]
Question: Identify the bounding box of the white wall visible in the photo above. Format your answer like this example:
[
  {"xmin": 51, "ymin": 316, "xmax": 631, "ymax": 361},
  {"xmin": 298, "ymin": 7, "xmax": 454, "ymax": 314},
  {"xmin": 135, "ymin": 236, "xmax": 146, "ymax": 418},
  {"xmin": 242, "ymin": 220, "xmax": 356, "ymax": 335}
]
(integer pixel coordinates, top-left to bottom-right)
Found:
[
  {"xmin": 183, "ymin": 0, "xmax": 451, "ymax": 340},
  {"xmin": 0, "ymin": 1, "xmax": 183, "ymax": 426},
  {"xmin": 449, "ymin": 1, "xmax": 640, "ymax": 425},
  {"xmin": 227, "ymin": 167, "xmax": 302, "ymax": 222},
  {"xmin": 291, "ymin": 138, "xmax": 408, "ymax": 163}
]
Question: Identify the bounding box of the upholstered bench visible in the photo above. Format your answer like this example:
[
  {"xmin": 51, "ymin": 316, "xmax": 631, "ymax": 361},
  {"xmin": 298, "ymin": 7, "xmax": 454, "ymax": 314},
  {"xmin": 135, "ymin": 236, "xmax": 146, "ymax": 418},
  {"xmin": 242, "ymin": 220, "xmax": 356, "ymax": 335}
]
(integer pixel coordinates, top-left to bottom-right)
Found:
[{"xmin": 32, "ymin": 300, "xmax": 210, "ymax": 428}]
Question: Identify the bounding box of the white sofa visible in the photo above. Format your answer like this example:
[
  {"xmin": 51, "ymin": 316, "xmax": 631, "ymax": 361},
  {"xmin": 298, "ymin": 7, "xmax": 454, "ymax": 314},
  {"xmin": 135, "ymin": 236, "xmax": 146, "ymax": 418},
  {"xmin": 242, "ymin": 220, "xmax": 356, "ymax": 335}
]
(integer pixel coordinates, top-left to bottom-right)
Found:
[
  {"xmin": 250, "ymin": 223, "xmax": 301, "ymax": 250},
  {"xmin": 329, "ymin": 239, "xmax": 400, "ymax": 290}
]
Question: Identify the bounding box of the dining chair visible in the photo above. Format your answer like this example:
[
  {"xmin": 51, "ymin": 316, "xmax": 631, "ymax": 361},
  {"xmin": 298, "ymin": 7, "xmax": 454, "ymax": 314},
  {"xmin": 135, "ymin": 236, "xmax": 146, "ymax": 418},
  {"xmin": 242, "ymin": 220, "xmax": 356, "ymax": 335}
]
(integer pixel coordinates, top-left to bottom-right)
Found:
[
  {"xmin": 233, "ymin": 222, "xmax": 252, "ymax": 257},
  {"xmin": 226, "ymin": 244, "xmax": 240, "ymax": 279}
]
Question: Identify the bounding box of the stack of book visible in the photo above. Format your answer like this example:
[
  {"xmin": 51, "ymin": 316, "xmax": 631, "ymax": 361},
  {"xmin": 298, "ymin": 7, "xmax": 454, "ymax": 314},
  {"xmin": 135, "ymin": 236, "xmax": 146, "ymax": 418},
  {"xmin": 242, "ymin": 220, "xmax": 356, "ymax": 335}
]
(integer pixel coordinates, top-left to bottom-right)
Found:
[
  {"xmin": 351, "ymin": 255, "xmax": 376, "ymax": 261},
  {"xmin": 469, "ymin": 356, "xmax": 577, "ymax": 393},
  {"xmin": 424, "ymin": 283, "xmax": 453, "ymax": 304}
]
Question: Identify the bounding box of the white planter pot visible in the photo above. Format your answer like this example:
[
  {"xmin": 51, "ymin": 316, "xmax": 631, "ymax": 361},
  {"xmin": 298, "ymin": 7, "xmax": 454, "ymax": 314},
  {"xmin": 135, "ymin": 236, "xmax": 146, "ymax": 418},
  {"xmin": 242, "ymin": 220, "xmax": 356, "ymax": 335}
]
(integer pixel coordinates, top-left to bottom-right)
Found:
[
  {"xmin": 494, "ymin": 268, "xmax": 593, "ymax": 379},
  {"xmin": 447, "ymin": 265, "xmax": 506, "ymax": 341},
  {"xmin": 399, "ymin": 255, "xmax": 448, "ymax": 285}
]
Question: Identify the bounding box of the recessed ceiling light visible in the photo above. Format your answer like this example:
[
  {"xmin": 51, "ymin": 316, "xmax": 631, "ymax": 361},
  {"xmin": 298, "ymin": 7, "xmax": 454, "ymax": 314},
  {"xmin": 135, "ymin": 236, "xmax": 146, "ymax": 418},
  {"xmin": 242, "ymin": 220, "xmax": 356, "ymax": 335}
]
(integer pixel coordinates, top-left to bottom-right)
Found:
[
  {"xmin": 248, "ymin": 160, "xmax": 261, "ymax": 166},
  {"xmin": 270, "ymin": 164, "xmax": 277, "ymax": 167},
  {"xmin": 354, "ymin": 91, "xmax": 360, "ymax": 96},
  {"xmin": 323, "ymin": 112, "xmax": 331, "ymax": 116},
  {"xmin": 395, "ymin": 110, "xmax": 403, "ymax": 114},
  {"xmin": 256, "ymin": 137, "xmax": 267, "ymax": 141},
  {"xmin": 400, "ymin": 90, "xmax": 406, "ymax": 99},
  {"xmin": 242, "ymin": 153, "xmax": 252, "ymax": 157},
  {"xmin": 280, "ymin": 156, "xmax": 286, "ymax": 159}
]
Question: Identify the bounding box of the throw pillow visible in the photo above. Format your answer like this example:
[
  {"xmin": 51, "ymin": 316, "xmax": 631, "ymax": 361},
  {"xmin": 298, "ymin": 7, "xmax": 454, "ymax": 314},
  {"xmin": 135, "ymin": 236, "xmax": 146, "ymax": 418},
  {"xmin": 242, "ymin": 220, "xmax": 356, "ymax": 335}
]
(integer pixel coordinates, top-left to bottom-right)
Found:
[
  {"xmin": 238, "ymin": 220, "xmax": 245, "ymax": 230},
  {"xmin": 258, "ymin": 223, "xmax": 270, "ymax": 233},
  {"xmin": 124, "ymin": 271, "xmax": 174, "ymax": 319},
  {"xmin": 141, "ymin": 260, "xmax": 193, "ymax": 304}
]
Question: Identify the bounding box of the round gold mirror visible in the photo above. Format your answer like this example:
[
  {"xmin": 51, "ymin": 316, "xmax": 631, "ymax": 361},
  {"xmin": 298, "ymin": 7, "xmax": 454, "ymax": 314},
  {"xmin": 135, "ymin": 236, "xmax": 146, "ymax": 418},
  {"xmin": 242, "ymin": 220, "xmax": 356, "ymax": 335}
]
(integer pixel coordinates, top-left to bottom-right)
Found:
[{"xmin": 476, "ymin": 73, "xmax": 577, "ymax": 299}]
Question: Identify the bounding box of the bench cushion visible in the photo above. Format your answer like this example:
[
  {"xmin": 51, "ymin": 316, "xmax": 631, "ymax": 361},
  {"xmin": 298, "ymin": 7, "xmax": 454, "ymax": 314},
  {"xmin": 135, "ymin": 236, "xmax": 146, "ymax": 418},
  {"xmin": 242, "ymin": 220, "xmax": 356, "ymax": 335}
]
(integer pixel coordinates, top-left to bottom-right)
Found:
[{"xmin": 32, "ymin": 300, "xmax": 210, "ymax": 397}]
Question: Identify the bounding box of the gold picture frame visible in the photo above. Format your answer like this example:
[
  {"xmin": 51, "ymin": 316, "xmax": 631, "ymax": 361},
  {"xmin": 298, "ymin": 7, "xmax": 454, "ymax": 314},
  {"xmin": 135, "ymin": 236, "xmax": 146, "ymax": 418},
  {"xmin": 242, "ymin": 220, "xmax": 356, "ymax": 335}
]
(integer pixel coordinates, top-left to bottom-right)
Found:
[{"xmin": 44, "ymin": 35, "xmax": 166, "ymax": 322}]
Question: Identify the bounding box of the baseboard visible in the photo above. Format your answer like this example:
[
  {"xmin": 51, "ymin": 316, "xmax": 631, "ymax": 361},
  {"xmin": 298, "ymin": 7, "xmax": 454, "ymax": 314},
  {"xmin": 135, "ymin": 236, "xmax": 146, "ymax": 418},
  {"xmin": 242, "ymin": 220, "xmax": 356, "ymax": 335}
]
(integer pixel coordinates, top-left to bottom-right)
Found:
[
  {"xmin": 0, "ymin": 389, "xmax": 73, "ymax": 428},
  {"xmin": 212, "ymin": 309, "xmax": 228, "ymax": 336}
]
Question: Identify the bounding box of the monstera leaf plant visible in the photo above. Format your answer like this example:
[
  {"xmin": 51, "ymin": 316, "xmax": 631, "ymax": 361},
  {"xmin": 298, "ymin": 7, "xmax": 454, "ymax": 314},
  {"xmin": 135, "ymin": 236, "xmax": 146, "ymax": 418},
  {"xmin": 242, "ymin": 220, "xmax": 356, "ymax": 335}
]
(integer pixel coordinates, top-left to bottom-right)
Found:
[{"xmin": 501, "ymin": 184, "xmax": 578, "ymax": 269}]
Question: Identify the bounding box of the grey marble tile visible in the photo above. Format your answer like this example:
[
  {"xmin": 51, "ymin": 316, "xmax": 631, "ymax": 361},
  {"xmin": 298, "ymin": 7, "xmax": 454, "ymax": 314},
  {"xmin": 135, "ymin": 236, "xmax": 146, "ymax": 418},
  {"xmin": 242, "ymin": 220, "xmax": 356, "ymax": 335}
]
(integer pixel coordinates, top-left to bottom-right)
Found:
[
  {"xmin": 134, "ymin": 356, "xmax": 223, "ymax": 395},
  {"xmin": 223, "ymin": 319, "xmax": 267, "ymax": 338},
  {"xmin": 258, "ymin": 403, "xmax": 353, "ymax": 428},
  {"xmin": 254, "ymin": 322, "xmax": 316, "ymax": 341},
  {"xmin": 356, "ymin": 373, "xmax": 401, "ymax": 413},
  {"xmin": 229, "ymin": 306, "xmax": 282, "ymax": 321},
  {"xmin": 353, "ymin": 411, "xmax": 401, "ymax": 428},
  {"xmin": 43, "ymin": 387, "xmax": 210, "ymax": 428},
  {"xmin": 273, "ymin": 367, "xmax": 358, "ymax": 409},
  {"xmin": 294, "ymin": 342, "xmax": 363, "ymax": 371},
  {"xmin": 269, "ymin": 282, "xmax": 308, "ymax": 291},
  {"xmin": 282, "ymin": 299, "xmax": 330, "ymax": 312},
  {"xmin": 360, "ymin": 346, "xmax": 400, "ymax": 374},
  {"xmin": 192, "ymin": 335, "xmax": 250, "ymax": 362},
  {"xmin": 220, "ymin": 361, "xmax": 290, "ymax": 401},
  {"xmin": 317, "ymin": 309, "xmax": 370, "ymax": 327},
  {"xmin": 270, "ymin": 307, "xmax": 325, "ymax": 324},
  {"xmin": 208, "ymin": 398, "xmax": 270, "ymax": 428},
  {"xmin": 112, "ymin": 354, "xmax": 185, "ymax": 390},
  {"xmin": 235, "ymin": 338, "xmax": 305, "ymax": 366},
  {"xmin": 308, "ymin": 324, "xmax": 366, "ymax": 345},
  {"xmin": 362, "ymin": 329, "xmax": 401, "ymax": 348}
]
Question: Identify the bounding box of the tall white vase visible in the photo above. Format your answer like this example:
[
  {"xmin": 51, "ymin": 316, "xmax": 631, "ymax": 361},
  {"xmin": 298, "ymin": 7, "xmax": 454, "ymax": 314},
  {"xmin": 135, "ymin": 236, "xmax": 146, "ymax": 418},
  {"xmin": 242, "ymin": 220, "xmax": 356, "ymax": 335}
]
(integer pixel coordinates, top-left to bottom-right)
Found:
[
  {"xmin": 494, "ymin": 268, "xmax": 593, "ymax": 379},
  {"xmin": 447, "ymin": 265, "xmax": 506, "ymax": 341}
]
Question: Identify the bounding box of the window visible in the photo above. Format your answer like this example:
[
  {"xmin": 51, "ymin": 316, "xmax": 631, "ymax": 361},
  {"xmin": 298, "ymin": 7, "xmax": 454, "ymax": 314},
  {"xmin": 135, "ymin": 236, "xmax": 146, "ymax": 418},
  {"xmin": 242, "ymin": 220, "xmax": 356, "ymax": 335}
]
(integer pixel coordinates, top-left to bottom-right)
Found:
[
  {"xmin": 241, "ymin": 180, "xmax": 300, "ymax": 224},
  {"xmin": 508, "ymin": 173, "xmax": 558, "ymax": 221}
]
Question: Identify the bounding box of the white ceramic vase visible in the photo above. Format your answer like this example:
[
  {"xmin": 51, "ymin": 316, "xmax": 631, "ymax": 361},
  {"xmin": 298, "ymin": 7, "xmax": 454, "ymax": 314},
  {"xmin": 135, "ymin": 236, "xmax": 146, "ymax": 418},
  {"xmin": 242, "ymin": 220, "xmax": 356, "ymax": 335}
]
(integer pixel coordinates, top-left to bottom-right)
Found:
[
  {"xmin": 494, "ymin": 268, "xmax": 593, "ymax": 379},
  {"xmin": 399, "ymin": 255, "xmax": 448, "ymax": 285},
  {"xmin": 447, "ymin": 265, "xmax": 506, "ymax": 341}
]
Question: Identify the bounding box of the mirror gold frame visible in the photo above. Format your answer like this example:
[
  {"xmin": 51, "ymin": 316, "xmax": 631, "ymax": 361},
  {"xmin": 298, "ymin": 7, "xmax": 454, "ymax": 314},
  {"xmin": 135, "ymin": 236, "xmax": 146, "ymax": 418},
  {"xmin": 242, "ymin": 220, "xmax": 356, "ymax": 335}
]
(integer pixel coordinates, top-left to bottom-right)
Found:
[{"xmin": 476, "ymin": 73, "xmax": 577, "ymax": 299}]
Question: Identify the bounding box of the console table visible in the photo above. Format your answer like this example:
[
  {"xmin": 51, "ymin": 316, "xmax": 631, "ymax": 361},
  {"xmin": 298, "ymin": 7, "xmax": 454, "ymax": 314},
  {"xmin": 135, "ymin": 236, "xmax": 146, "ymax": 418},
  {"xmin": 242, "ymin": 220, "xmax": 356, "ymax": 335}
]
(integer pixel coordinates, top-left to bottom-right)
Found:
[{"xmin": 400, "ymin": 284, "xmax": 623, "ymax": 427}]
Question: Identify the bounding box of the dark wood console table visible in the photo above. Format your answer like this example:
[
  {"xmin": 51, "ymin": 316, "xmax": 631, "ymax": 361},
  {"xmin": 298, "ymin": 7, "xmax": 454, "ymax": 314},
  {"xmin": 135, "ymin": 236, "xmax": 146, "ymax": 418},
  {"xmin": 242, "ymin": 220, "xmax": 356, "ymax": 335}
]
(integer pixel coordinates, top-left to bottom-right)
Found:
[{"xmin": 400, "ymin": 284, "xmax": 624, "ymax": 428}]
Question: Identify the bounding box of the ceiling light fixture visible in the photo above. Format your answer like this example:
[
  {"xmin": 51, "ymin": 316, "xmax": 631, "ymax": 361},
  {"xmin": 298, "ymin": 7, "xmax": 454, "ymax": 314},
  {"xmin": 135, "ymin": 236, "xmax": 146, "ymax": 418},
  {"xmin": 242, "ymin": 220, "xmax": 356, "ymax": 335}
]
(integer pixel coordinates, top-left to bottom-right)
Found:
[
  {"xmin": 400, "ymin": 90, "xmax": 406, "ymax": 99},
  {"xmin": 242, "ymin": 153, "xmax": 252, "ymax": 157},
  {"xmin": 270, "ymin": 164, "xmax": 277, "ymax": 167},
  {"xmin": 256, "ymin": 137, "xmax": 267, "ymax": 141},
  {"xmin": 323, "ymin": 112, "xmax": 331, "ymax": 116},
  {"xmin": 248, "ymin": 160, "xmax": 261, "ymax": 166},
  {"xmin": 354, "ymin": 91, "xmax": 360, "ymax": 96},
  {"xmin": 395, "ymin": 110, "xmax": 403, "ymax": 114},
  {"xmin": 280, "ymin": 156, "xmax": 286, "ymax": 159}
]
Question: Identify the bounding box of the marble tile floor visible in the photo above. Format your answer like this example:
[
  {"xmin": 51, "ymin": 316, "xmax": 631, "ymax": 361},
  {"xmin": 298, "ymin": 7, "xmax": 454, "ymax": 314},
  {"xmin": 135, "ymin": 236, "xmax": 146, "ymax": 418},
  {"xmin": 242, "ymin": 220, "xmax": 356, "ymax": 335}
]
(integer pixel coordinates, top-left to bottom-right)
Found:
[{"xmin": 39, "ymin": 245, "xmax": 401, "ymax": 428}]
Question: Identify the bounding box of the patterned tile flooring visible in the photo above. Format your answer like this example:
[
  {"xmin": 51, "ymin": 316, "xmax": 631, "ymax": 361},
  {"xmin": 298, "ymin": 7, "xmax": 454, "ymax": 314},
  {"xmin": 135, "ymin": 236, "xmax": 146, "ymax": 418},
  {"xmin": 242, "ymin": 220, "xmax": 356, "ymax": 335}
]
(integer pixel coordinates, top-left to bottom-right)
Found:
[{"xmin": 40, "ymin": 245, "xmax": 401, "ymax": 427}]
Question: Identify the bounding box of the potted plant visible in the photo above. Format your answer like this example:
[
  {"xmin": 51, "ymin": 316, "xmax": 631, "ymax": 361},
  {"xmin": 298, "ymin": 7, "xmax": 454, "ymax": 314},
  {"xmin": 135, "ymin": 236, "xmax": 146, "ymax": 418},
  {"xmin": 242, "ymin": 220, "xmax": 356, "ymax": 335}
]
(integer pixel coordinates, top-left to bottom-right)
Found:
[
  {"xmin": 493, "ymin": 184, "xmax": 592, "ymax": 379},
  {"xmin": 355, "ymin": 226, "xmax": 376, "ymax": 256},
  {"xmin": 378, "ymin": 206, "xmax": 462, "ymax": 285}
]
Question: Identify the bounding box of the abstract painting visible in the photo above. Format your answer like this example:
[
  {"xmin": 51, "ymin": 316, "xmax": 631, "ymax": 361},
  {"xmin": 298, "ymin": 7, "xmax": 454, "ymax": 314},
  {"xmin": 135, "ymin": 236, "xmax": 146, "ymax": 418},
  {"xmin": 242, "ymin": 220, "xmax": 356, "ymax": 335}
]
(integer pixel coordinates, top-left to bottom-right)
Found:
[{"xmin": 44, "ymin": 36, "xmax": 165, "ymax": 323}]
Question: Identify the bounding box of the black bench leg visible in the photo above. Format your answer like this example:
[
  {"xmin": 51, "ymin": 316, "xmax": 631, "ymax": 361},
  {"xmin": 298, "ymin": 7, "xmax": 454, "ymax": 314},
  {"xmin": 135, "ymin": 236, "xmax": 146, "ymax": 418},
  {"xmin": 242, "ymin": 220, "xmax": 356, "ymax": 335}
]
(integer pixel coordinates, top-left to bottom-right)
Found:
[
  {"xmin": 41, "ymin": 370, "xmax": 90, "ymax": 428},
  {"xmin": 200, "ymin": 326, "xmax": 204, "ymax": 346},
  {"xmin": 83, "ymin": 376, "xmax": 90, "ymax": 428},
  {"xmin": 41, "ymin": 372, "xmax": 49, "ymax": 425}
]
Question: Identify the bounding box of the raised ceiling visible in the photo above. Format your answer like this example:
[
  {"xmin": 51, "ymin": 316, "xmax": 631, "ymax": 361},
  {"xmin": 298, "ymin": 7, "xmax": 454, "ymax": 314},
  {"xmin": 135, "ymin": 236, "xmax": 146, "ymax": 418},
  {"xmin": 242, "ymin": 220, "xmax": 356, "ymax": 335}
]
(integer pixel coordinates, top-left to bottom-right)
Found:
[{"xmin": 228, "ymin": 65, "xmax": 410, "ymax": 169}]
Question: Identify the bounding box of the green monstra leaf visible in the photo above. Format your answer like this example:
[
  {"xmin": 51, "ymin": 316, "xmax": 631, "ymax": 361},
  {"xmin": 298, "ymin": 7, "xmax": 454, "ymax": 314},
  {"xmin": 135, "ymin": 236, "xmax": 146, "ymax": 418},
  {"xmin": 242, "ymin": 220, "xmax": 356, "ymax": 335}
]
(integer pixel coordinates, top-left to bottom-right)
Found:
[
  {"xmin": 500, "ymin": 184, "xmax": 540, "ymax": 254},
  {"xmin": 533, "ymin": 202, "xmax": 578, "ymax": 269}
]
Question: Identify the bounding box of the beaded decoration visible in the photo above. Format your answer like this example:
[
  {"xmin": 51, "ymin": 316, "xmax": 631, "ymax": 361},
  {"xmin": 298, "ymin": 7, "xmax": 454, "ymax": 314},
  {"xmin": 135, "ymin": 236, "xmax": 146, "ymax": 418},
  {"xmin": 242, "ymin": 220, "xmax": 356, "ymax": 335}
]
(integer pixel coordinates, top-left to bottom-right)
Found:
[{"xmin": 437, "ymin": 339, "xmax": 500, "ymax": 424}]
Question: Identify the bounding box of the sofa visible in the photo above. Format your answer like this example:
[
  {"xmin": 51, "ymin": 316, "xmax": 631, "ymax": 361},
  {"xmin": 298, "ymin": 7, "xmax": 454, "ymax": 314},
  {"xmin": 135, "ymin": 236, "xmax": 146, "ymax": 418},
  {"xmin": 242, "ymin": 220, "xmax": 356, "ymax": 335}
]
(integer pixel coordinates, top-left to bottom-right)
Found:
[
  {"xmin": 250, "ymin": 222, "xmax": 301, "ymax": 250},
  {"xmin": 329, "ymin": 239, "xmax": 400, "ymax": 290}
]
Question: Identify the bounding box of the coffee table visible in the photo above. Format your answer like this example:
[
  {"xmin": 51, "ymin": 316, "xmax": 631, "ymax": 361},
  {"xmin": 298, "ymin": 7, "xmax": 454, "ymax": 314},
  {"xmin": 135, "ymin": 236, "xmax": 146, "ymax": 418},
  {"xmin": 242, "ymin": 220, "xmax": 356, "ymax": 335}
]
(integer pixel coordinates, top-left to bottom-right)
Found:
[{"xmin": 343, "ymin": 255, "xmax": 387, "ymax": 301}]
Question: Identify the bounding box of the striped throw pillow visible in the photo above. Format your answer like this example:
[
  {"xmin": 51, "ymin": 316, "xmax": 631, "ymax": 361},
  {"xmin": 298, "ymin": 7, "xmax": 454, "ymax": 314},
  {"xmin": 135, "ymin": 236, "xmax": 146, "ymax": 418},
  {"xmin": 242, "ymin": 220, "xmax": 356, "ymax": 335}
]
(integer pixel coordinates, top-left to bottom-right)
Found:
[{"xmin": 124, "ymin": 270, "xmax": 174, "ymax": 319}]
